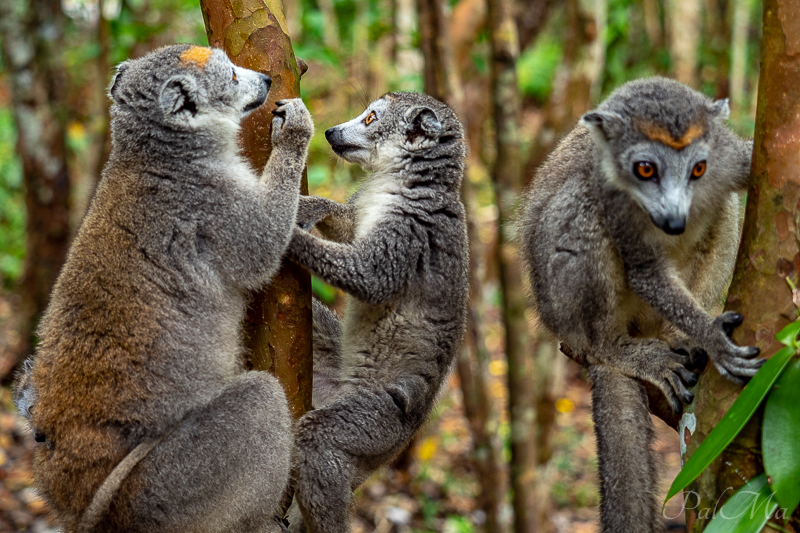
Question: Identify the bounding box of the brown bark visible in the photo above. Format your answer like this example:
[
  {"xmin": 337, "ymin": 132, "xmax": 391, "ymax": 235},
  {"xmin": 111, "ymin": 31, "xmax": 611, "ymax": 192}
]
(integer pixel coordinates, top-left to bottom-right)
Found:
[
  {"xmin": 0, "ymin": 0, "xmax": 72, "ymax": 380},
  {"xmin": 417, "ymin": 0, "xmax": 507, "ymax": 529},
  {"xmin": 486, "ymin": 0, "xmax": 541, "ymax": 530},
  {"xmin": 684, "ymin": 0, "xmax": 800, "ymax": 530},
  {"xmin": 667, "ymin": 0, "xmax": 702, "ymax": 86},
  {"xmin": 199, "ymin": 0, "xmax": 313, "ymax": 419}
]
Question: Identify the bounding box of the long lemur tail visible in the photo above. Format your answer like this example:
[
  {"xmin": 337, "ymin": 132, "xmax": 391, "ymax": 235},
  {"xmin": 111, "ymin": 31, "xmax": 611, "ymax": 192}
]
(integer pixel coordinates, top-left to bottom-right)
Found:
[{"xmin": 589, "ymin": 364, "xmax": 665, "ymax": 533}]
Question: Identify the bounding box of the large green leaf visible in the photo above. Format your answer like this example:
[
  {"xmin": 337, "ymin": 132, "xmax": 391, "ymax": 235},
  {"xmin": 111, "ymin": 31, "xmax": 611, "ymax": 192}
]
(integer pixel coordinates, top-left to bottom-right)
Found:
[
  {"xmin": 704, "ymin": 473, "xmax": 779, "ymax": 533},
  {"xmin": 665, "ymin": 345, "xmax": 796, "ymax": 503},
  {"xmin": 763, "ymin": 357, "xmax": 800, "ymax": 514},
  {"xmin": 774, "ymin": 320, "xmax": 800, "ymax": 348}
]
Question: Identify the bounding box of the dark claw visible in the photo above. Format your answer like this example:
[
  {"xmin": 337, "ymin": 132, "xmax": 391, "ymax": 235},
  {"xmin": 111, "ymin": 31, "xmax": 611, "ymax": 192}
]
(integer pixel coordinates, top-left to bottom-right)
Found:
[
  {"xmin": 271, "ymin": 108, "xmax": 286, "ymax": 118},
  {"xmin": 681, "ymin": 390, "xmax": 694, "ymax": 404},
  {"xmin": 722, "ymin": 313, "xmax": 744, "ymax": 337},
  {"xmin": 744, "ymin": 346, "xmax": 761, "ymax": 359},
  {"xmin": 275, "ymin": 99, "xmax": 288, "ymax": 106}
]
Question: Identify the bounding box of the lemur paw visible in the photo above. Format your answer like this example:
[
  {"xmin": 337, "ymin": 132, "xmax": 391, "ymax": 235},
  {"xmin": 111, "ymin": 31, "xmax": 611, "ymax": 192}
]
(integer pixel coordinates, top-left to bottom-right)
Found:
[
  {"xmin": 708, "ymin": 311, "xmax": 763, "ymax": 384},
  {"xmin": 649, "ymin": 350, "xmax": 701, "ymax": 414},
  {"xmin": 272, "ymin": 98, "xmax": 314, "ymax": 146},
  {"xmin": 296, "ymin": 196, "xmax": 336, "ymax": 230}
]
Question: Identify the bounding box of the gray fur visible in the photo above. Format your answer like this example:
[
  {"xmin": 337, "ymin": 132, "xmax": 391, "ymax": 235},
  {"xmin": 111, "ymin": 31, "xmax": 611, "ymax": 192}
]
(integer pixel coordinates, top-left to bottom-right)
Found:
[
  {"xmin": 519, "ymin": 77, "xmax": 762, "ymax": 532},
  {"xmin": 287, "ymin": 92, "xmax": 469, "ymax": 533},
  {"xmin": 13, "ymin": 44, "xmax": 313, "ymax": 532}
]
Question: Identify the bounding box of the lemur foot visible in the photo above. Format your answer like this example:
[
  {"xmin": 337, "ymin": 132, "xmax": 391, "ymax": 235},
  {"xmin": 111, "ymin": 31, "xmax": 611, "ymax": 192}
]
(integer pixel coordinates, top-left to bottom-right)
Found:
[{"xmin": 706, "ymin": 311, "xmax": 763, "ymax": 385}]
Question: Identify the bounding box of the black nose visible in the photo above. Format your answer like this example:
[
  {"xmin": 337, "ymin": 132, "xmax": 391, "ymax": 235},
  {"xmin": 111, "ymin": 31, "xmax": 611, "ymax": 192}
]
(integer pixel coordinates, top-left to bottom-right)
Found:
[
  {"xmin": 662, "ymin": 217, "xmax": 686, "ymax": 235},
  {"xmin": 325, "ymin": 128, "xmax": 334, "ymax": 141},
  {"xmin": 260, "ymin": 74, "xmax": 272, "ymax": 89}
]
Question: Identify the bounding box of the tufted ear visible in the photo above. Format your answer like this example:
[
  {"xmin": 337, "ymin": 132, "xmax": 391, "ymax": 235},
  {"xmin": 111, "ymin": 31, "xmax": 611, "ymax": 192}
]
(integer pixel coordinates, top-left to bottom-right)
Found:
[
  {"xmin": 406, "ymin": 106, "xmax": 441, "ymax": 137},
  {"xmin": 108, "ymin": 61, "xmax": 129, "ymax": 102},
  {"xmin": 160, "ymin": 75, "xmax": 198, "ymax": 117},
  {"xmin": 580, "ymin": 111, "xmax": 624, "ymax": 141},
  {"xmin": 708, "ymin": 98, "xmax": 730, "ymax": 121}
]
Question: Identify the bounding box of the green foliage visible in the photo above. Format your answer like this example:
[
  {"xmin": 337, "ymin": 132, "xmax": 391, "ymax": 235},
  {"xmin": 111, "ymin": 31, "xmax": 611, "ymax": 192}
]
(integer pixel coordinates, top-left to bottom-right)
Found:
[
  {"xmin": 762, "ymin": 357, "xmax": 800, "ymax": 514},
  {"xmin": 0, "ymin": 109, "xmax": 25, "ymax": 288},
  {"xmin": 703, "ymin": 473, "xmax": 779, "ymax": 533},
  {"xmin": 517, "ymin": 36, "xmax": 562, "ymax": 103},
  {"xmin": 666, "ymin": 321, "xmax": 800, "ymax": 504}
]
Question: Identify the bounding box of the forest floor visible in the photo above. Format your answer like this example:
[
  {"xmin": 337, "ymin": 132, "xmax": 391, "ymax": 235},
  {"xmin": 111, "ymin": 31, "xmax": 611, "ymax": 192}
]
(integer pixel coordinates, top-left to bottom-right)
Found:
[{"xmin": 0, "ymin": 290, "xmax": 688, "ymax": 533}]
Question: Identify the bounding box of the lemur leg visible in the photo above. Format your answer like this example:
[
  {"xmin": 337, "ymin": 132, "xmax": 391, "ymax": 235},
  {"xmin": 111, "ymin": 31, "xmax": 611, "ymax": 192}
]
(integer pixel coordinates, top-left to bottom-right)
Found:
[
  {"xmin": 293, "ymin": 390, "xmax": 407, "ymax": 533},
  {"xmin": 589, "ymin": 365, "xmax": 664, "ymax": 533},
  {"xmin": 108, "ymin": 372, "xmax": 292, "ymax": 533},
  {"xmin": 310, "ymin": 298, "xmax": 343, "ymax": 408}
]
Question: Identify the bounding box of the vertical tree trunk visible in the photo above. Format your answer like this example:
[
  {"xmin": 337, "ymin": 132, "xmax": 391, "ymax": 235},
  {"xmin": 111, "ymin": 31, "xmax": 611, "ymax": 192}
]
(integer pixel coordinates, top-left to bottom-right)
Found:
[
  {"xmin": 417, "ymin": 1, "xmax": 508, "ymax": 529},
  {"xmin": 199, "ymin": 0, "xmax": 313, "ymax": 419},
  {"xmin": 0, "ymin": 0, "xmax": 72, "ymax": 380},
  {"xmin": 486, "ymin": 0, "xmax": 540, "ymax": 530},
  {"xmin": 684, "ymin": 0, "xmax": 800, "ymax": 530},
  {"xmin": 667, "ymin": 0, "xmax": 702, "ymax": 85},
  {"xmin": 729, "ymin": 0, "xmax": 751, "ymax": 115}
]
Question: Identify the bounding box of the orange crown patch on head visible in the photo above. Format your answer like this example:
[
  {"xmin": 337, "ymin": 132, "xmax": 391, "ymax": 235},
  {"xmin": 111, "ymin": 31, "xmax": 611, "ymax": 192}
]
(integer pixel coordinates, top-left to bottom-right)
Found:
[
  {"xmin": 637, "ymin": 120, "xmax": 706, "ymax": 150},
  {"xmin": 180, "ymin": 46, "xmax": 213, "ymax": 68}
]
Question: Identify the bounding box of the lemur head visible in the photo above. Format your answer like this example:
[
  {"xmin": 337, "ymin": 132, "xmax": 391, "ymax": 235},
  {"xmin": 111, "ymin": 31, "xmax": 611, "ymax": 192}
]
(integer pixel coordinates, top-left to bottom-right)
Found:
[
  {"xmin": 580, "ymin": 77, "xmax": 750, "ymax": 236},
  {"xmin": 108, "ymin": 44, "xmax": 271, "ymax": 138},
  {"xmin": 324, "ymin": 92, "xmax": 465, "ymax": 172}
]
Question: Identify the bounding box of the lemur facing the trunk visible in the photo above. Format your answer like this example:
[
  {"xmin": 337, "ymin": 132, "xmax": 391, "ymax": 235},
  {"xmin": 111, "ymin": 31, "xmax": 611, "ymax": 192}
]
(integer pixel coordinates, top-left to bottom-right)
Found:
[
  {"xmin": 14, "ymin": 45, "xmax": 313, "ymax": 532},
  {"xmin": 286, "ymin": 92, "xmax": 469, "ymax": 533},
  {"xmin": 519, "ymin": 78, "xmax": 763, "ymax": 532}
]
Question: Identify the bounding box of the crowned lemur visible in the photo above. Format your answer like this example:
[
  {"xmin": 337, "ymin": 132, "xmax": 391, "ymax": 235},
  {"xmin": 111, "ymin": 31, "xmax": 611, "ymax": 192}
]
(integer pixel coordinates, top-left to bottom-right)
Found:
[
  {"xmin": 519, "ymin": 78, "xmax": 763, "ymax": 532},
  {"xmin": 13, "ymin": 44, "xmax": 313, "ymax": 532},
  {"xmin": 286, "ymin": 92, "xmax": 469, "ymax": 533}
]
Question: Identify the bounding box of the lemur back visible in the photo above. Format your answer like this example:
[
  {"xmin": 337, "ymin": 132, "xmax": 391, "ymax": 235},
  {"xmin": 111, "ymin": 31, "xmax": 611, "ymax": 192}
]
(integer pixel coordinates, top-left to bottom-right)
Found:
[
  {"xmin": 519, "ymin": 78, "xmax": 762, "ymax": 532},
  {"xmin": 287, "ymin": 92, "xmax": 469, "ymax": 533},
  {"xmin": 14, "ymin": 44, "xmax": 314, "ymax": 532}
]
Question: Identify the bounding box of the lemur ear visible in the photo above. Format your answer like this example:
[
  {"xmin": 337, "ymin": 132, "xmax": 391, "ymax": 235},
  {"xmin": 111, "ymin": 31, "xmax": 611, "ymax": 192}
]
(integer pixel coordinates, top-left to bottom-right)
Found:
[
  {"xmin": 407, "ymin": 106, "xmax": 442, "ymax": 137},
  {"xmin": 708, "ymin": 98, "xmax": 730, "ymax": 121},
  {"xmin": 580, "ymin": 111, "xmax": 623, "ymax": 140},
  {"xmin": 160, "ymin": 75, "xmax": 198, "ymax": 117},
  {"xmin": 108, "ymin": 61, "xmax": 129, "ymax": 103}
]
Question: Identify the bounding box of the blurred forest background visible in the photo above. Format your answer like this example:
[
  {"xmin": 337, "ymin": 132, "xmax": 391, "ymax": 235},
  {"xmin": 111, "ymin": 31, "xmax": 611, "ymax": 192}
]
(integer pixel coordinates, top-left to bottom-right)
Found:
[{"xmin": 0, "ymin": 0, "xmax": 763, "ymax": 530}]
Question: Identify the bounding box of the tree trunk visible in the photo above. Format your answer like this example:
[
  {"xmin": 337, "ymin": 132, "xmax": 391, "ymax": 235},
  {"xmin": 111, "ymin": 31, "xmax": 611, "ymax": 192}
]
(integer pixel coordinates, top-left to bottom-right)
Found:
[
  {"xmin": 684, "ymin": 0, "xmax": 800, "ymax": 530},
  {"xmin": 0, "ymin": 0, "xmax": 72, "ymax": 381},
  {"xmin": 417, "ymin": 1, "xmax": 508, "ymax": 529},
  {"xmin": 729, "ymin": 0, "xmax": 751, "ymax": 115},
  {"xmin": 199, "ymin": 0, "xmax": 313, "ymax": 420},
  {"xmin": 486, "ymin": 0, "xmax": 541, "ymax": 530},
  {"xmin": 667, "ymin": 0, "xmax": 702, "ymax": 86}
]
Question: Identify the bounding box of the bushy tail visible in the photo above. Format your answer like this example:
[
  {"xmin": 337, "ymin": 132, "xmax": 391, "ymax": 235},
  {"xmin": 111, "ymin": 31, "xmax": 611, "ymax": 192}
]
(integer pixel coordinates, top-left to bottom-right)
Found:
[
  {"xmin": 311, "ymin": 298, "xmax": 343, "ymax": 408},
  {"xmin": 589, "ymin": 364, "xmax": 665, "ymax": 533}
]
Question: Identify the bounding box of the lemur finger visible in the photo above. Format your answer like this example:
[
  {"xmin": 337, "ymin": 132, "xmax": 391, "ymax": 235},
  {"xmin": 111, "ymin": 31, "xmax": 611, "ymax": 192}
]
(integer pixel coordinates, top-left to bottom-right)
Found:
[
  {"xmin": 659, "ymin": 379, "xmax": 684, "ymax": 414},
  {"xmin": 271, "ymin": 107, "xmax": 286, "ymax": 118},
  {"xmin": 667, "ymin": 373, "xmax": 694, "ymax": 405},
  {"xmin": 673, "ymin": 366, "xmax": 698, "ymax": 387},
  {"xmin": 719, "ymin": 311, "xmax": 744, "ymax": 338},
  {"xmin": 687, "ymin": 349, "xmax": 709, "ymax": 371}
]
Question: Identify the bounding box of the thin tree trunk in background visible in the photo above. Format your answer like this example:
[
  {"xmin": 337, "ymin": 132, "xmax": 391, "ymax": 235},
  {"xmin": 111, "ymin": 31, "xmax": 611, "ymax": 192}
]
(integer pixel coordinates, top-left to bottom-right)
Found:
[
  {"xmin": 642, "ymin": 0, "xmax": 663, "ymax": 48},
  {"xmin": 729, "ymin": 0, "xmax": 751, "ymax": 115},
  {"xmin": 199, "ymin": 0, "xmax": 313, "ymax": 422},
  {"xmin": 515, "ymin": 0, "xmax": 553, "ymax": 52},
  {"xmin": 684, "ymin": 0, "xmax": 800, "ymax": 530},
  {"xmin": 317, "ymin": 0, "xmax": 341, "ymax": 52},
  {"xmin": 705, "ymin": 0, "xmax": 731, "ymax": 98},
  {"xmin": 87, "ymin": 0, "xmax": 112, "ymax": 212},
  {"xmin": 417, "ymin": 1, "xmax": 507, "ymax": 529},
  {"xmin": 0, "ymin": 0, "xmax": 72, "ymax": 381},
  {"xmin": 486, "ymin": 0, "xmax": 540, "ymax": 530},
  {"xmin": 667, "ymin": 0, "xmax": 701, "ymax": 85}
]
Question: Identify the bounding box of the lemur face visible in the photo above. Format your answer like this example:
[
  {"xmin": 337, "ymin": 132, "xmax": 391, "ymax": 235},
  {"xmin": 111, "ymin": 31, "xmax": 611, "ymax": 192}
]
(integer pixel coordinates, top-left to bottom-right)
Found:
[
  {"xmin": 324, "ymin": 93, "xmax": 444, "ymax": 172},
  {"xmin": 108, "ymin": 45, "xmax": 271, "ymax": 135},
  {"xmin": 580, "ymin": 79, "xmax": 734, "ymax": 237}
]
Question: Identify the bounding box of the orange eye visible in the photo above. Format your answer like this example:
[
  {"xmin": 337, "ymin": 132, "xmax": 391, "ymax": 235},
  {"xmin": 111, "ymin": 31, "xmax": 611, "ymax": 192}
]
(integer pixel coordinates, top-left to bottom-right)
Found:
[
  {"xmin": 232, "ymin": 72, "xmax": 238, "ymax": 82},
  {"xmin": 692, "ymin": 160, "xmax": 706, "ymax": 179},
  {"xmin": 365, "ymin": 111, "xmax": 376, "ymax": 125},
  {"xmin": 634, "ymin": 161, "xmax": 656, "ymax": 180}
]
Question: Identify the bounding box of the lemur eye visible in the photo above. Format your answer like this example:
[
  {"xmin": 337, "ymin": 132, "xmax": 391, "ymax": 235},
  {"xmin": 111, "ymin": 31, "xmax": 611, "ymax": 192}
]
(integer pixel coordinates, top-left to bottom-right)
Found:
[
  {"xmin": 633, "ymin": 161, "xmax": 656, "ymax": 180},
  {"xmin": 691, "ymin": 160, "xmax": 706, "ymax": 179},
  {"xmin": 231, "ymin": 71, "xmax": 238, "ymax": 83},
  {"xmin": 365, "ymin": 111, "xmax": 377, "ymax": 125}
]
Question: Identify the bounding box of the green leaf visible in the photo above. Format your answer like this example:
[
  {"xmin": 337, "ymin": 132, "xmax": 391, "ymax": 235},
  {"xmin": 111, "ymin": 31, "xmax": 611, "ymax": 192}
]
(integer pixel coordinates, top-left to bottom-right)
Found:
[
  {"xmin": 665, "ymin": 345, "xmax": 796, "ymax": 503},
  {"xmin": 763, "ymin": 357, "xmax": 800, "ymax": 514},
  {"xmin": 775, "ymin": 320, "xmax": 800, "ymax": 347},
  {"xmin": 704, "ymin": 473, "xmax": 779, "ymax": 533}
]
